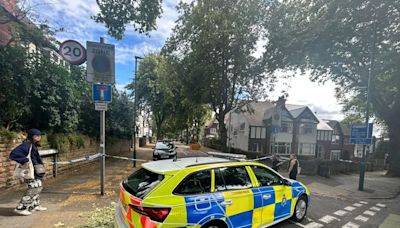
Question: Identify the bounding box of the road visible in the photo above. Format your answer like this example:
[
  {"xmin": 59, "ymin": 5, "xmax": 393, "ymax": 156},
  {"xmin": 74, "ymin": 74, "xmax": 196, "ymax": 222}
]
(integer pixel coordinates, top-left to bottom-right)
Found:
[
  {"xmin": 0, "ymin": 143, "xmax": 398, "ymax": 227},
  {"xmin": 177, "ymin": 145, "xmax": 400, "ymax": 228}
]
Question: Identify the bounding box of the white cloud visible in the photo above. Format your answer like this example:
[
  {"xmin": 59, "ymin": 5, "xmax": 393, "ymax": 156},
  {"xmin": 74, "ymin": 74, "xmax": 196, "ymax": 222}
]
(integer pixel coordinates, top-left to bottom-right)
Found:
[
  {"xmin": 115, "ymin": 83, "xmax": 130, "ymax": 93},
  {"xmin": 114, "ymin": 43, "xmax": 159, "ymax": 65},
  {"xmin": 269, "ymin": 71, "xmax": 344, "ymax": 120}
]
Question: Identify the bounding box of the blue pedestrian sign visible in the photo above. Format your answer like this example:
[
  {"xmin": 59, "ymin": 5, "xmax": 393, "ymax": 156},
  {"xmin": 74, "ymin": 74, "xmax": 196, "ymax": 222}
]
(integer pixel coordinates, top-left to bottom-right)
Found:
[
  {"xmin": 92, "ymin": 84, "xmax": 112, "ymax": 103},
  {"xmin": 350, "ymin": 123, "xmax": 373, "ymax": 145}
]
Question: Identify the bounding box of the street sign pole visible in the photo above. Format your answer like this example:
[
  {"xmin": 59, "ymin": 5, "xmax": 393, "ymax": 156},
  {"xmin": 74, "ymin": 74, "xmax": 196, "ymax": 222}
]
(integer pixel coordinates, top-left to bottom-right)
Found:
[
  {"xmin": 100, "ymin": 106, "xmax": 105, "ymax": 195},
  {"xmin": 99, "ymin": 37, "xmax": 106, "ymax": 196},
  {"xmin": 133, "ymin": 56, "xmax": 143, "ymax": 167},
  {"xmin": 359, "ymin": 23, "xmax": 376, "ymax": 191}
]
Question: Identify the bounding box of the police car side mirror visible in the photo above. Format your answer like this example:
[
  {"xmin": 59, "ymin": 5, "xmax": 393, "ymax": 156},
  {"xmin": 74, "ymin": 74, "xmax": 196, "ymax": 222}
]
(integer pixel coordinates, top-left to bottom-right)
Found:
[{"xmin": 282, "ymin": 179, "xmax": 292, "ymax": 186}]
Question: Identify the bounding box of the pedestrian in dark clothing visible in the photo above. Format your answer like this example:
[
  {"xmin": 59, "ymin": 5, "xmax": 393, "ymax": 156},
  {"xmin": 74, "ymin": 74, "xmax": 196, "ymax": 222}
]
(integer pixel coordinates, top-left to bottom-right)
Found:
[
  {"xmin": 272, "ymin": 155, "xmax": 281, "ymax": 171},
  {"xmin": 288, "ymin": 153, "xmax": 298, "ymax": 180},
  {"xmin": 9, "ymin": 129, "xmax": 47, "ymax": 216}
]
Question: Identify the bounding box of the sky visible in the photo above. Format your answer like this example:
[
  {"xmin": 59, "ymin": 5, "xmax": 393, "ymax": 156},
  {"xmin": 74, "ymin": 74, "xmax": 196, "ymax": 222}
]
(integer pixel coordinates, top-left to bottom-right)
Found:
[{"xmin": 25, "ymin": 0, "xmax": 344, "ymax": 121}]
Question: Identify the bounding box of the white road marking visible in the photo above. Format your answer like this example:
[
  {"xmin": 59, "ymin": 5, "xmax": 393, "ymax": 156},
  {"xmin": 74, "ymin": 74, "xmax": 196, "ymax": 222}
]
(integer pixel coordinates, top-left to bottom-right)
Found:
[
  {"xmin": 359, "ymin": 201, "xmax": 368, "ymax": 204},
  {"xmin": 304, "ymin": 222, "xmax": 324, "ymax": 228},
  {"xmin": 363, "ymin": 210, "xmax": 376, "ymax": 216},
  {"xmin": 355, "ymin": 215, "xmax": 369, "ymax": 222},
  {"xmin": 353, "ymin": 203, "xmax": 363, "ymax": 207},
  {"xmin": 376, "ymin": 203, "xmax": 387, "ymax": 208},
  {"xmin": 319, "ymin": 215, "xmax": 340, "ymax": 224},
  {"xmin": 290, "ymin": 221, "xmax": 324, "ymax": 228},
  {"xmin": 334, "ymin": 210, "xmax": 348, "ymax": 216},
  {"xmin": 344, "ymin": 206, "xmax": 356, "ymax": 211},
  {"xmin": 370, "ymin": 206, "xmax": 381, "ymax": 211},
  {"xmin": 342, "ymin": 222, "xmax": 360, "ymax": 228},
  {"xmin": 307, "ymin": 217, "xmax": 315, "ymax": 222}
]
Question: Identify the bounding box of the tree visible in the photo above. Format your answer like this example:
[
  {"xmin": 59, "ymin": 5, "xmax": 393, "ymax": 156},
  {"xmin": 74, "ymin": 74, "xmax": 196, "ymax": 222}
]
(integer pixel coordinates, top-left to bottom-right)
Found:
[
  {"xmin": 0, "ymin": 46, "xmax": 30, "ymax": 129},
  {"xmin": 164, "ymin": 0, "xmax": 271, "ymax": 149},
  {"xmin": 106, "ymin": 90, "xmax": 134, "ymax": 138},
  {"xmin": 265, "ymin": 0, "xmax": 400, "ymax": 176},
  {"xmin": 127, "ymin": 54, "xmax": 175, "ymax": 139},
  {"xmin": 93, "ymin": 0, "xmax": 163, "ymax": 39}
]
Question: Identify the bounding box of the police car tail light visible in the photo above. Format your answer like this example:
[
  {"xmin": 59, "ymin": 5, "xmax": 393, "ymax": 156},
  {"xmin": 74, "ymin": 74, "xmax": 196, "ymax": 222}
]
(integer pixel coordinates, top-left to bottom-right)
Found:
[{"xmin": 130, "ymin": 205, "xmax": 171, "ymax": 222}]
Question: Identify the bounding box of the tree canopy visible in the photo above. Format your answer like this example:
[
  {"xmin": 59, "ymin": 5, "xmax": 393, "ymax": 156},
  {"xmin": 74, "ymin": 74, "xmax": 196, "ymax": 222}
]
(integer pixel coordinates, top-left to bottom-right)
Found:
[
  {"xmin": 164, "ymin": 0, "xmax": 273, "ymax": 147},
  {"xmin": 93, "ymin": 0, "xmax": 163, "ymax": 39},
  {"xmin": 265, "ymin": 0, "xmax": 400, "ymax": 176}
]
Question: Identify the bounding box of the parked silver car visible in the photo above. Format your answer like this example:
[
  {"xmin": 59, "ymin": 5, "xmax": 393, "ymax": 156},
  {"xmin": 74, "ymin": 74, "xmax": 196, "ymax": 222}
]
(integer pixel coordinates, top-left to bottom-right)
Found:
[{"xmin": 152, "ymin": 141, "xmax": 177, "ymax": 160}]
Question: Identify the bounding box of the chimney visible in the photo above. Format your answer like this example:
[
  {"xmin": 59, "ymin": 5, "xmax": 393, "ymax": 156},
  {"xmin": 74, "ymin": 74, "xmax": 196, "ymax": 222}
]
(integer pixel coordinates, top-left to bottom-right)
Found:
[{"xmin": 276, "ymin": 95, "xmax": 286, "ymax": 107}]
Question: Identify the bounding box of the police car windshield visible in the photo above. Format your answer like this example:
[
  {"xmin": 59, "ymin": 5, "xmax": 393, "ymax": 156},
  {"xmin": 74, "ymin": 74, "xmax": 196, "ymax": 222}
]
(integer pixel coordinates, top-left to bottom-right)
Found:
[{"xmin": 122, "ymin": 168, "xmax": 164, "ymax": 199}]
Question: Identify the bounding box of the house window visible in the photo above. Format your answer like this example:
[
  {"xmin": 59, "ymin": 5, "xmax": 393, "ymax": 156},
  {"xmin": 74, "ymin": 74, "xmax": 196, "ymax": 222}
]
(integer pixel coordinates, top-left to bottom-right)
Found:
[
  {"xmin": 251, "ymin": 127, "xmax": 256, "ymax": 138},
  {"xmin": 300, "ymin": 123, "xmax": 315, "ymax": 134},
  {"xmin": 330, "ymin": 150, "xmax": 340, "ymax": 160},
  {"xmin": 317, "ymin": 145, "xmax": 324, "ymax": 158},
  {"xmin": 250, "ymin": 127, "xmax": 266, "ymax": 139},
  {"xmin": 252, "ymin": 143, "xmax": 262, "ymax": 152},
  {"xmin": 271, "ymin": 142, "xmax": 291, "ymax": 155},
  {"xmin": 210, "ymin": 128, "xmax": 217, "ymax": 134},
  {"xmin": 281, "ymin": 122, "xmax": 293, "ymax": 133},
  {"xmin": 298, "ymin": 143, "xmax": 315, "ymax": 156},
  {"xmin": 240, "ymin": 123, "xmax": 245, "ymax": 131},
  {"xmin": 332, "ymin": 134, "xmax": 340, "ymax": 144}
]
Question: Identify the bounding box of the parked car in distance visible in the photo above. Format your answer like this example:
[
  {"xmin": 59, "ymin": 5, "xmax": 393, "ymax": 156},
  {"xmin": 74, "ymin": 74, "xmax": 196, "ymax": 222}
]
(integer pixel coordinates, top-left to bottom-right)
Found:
[
  {"xmin": 152, "ymin": 141, "xmax": 177, "ymax": 160},
  {"xmin": 115, "ymin": 157, "xmax": 310, "ymax": 228}
]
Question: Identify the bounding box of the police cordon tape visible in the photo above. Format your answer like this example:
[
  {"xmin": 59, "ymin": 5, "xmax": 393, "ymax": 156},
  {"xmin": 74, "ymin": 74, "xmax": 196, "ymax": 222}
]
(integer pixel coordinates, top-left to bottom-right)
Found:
[
  {"xmin": 42, "ymin": 152, "xmax": 288, "ymax": 165},
  {"xmin": 42, "ymin": 153, "xmax": 149, "ymax": 165},
  {"xmin": 105, "ymin": 154, "xmax": 148, "ymax": 162}
]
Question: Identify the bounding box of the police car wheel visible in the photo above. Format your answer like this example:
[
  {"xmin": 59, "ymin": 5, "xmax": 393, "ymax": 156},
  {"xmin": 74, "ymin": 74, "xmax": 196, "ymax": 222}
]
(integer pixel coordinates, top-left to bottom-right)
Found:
[{"xmin": 292, "ymin": 196, "xmax": 307, "ymax": 222}]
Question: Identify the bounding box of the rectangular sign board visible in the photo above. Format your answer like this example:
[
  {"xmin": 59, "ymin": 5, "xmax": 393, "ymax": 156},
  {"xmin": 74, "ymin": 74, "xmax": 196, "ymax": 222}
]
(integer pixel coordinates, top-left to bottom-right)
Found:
[
  {"xmin": 95, "ymin": 102, "xmax": 108, "ymax": 111},
  {"xmin": 86, "ymin": 41, "xmax": 115, "ymax": 84},
  {"xmin": 92, "ymin": 84, "xmax": 112, "ymax": 103},
  {"xmin": 350, "ymin": 123, "xmax": 373, "ymax": 145}
]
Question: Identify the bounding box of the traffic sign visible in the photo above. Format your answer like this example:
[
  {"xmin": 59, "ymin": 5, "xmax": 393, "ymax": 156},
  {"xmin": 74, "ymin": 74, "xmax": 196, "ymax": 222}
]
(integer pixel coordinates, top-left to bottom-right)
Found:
[
  {"xmin": 95, "ymin": 102, "xmax": 108, "ymax": 111},
  {"xmin": 350, "ymin": 123, "xmax": 373, "ymax": 145},
  {"xmin": 59, "ymin": 40, "xmax": 86, "ymax": 65},
  {"xmin": 86, "ymin": 41, "xmax": 115, "ymax": 84},
  {"xmin": 92, "ymin": 84, "xmax": 112, "ymax": 103}
]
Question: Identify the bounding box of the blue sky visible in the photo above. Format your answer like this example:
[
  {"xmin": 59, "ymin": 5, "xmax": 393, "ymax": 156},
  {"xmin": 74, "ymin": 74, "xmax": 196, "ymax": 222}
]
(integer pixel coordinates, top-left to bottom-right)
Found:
[
  {"xmin": 26, "ymin": 0, "xmax": 182, "ymax": 90},
  {"xmin": 25, "ymin": 0, "xmax": 344, "ymax": 120}
]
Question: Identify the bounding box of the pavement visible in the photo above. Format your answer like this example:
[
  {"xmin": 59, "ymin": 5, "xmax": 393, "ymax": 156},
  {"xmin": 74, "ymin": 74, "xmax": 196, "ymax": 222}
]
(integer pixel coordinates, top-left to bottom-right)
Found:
[{"xmin": 0, "ymin": 143, "xmax": 399, "ymax": 228}]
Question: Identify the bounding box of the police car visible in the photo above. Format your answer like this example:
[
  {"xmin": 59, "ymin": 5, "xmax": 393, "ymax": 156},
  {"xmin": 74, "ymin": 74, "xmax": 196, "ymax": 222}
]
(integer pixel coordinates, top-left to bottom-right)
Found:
[{"xmin": 115, "ymin": 157, "xmax": 310, "ymax": 228}]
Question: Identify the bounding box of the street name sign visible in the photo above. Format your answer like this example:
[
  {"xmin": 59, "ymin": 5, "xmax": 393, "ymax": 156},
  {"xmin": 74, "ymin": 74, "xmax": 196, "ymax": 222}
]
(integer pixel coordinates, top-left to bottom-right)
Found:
[
  {"xmin": 92, "ymin": 84, "xmax": 112, "ymax": 103},
  {"xmin": 350, "ymin": 123, "xmax": 373, "ymax": 145},
  {"xmin": 59, "ymin": 40, "xmax": 86, "ymax": 65},
  {"xmin": 95, "ymin": 102, "xmax": 108, "ymax": 111},
  {"xmin": 86, "ymin": 41, "xmax": 115, "ymax": 84}
]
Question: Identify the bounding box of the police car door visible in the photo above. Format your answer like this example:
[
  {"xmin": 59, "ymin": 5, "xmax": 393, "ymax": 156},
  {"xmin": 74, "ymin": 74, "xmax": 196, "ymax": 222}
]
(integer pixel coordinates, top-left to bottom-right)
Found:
[
  {"xmin": 214, "ymin": 166, "xmax": 258, "ymax": 228},
  {"xmin": 251, "ymin": 165, "xmax": 292, "ymax": 225}
]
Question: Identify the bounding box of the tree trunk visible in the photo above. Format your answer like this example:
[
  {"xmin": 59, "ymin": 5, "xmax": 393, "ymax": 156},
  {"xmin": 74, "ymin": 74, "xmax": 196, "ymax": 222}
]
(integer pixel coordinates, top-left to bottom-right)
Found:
[
  {"xmin": 218, "ymin": 113, "xmax": 228, "ymax": 152},
  {"xmin": 186, "ymin": 126, "xmax": 189, "ymax": 145},
  {"xmin": 387, "ymin": 122, "xmax": 400, "ymax": 176}
]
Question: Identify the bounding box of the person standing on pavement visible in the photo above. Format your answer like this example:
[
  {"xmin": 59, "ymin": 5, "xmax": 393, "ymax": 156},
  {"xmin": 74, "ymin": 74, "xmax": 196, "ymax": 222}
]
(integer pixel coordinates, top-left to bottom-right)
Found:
[
  {"xmin": 9, "ymin": 129, "xmax": 47, "ymax": 216},
  {"xmin": 272, "ymin": 154, "xmax": 281, "ymax": 172},
  {"xmin": 288, "ymin": 153, "xmax": 298, "ymax": 180}
]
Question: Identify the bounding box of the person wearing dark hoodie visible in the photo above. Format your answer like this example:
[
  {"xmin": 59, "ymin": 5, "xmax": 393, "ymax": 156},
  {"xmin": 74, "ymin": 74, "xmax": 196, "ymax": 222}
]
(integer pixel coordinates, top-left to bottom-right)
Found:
[{"xmin": 9, "ymin": 129, "xmax": 47, "ymax": 216}]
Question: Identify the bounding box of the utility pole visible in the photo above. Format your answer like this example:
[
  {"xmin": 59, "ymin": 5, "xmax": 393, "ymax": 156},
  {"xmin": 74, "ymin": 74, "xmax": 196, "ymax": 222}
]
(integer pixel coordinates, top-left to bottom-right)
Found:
[
  {"xmin": 133, "ymin": 56, "xmax": 143, "ymax": 167},
  {"xmin": 359, "ymin": 22, "xmax": 377, "ymax": 191}
]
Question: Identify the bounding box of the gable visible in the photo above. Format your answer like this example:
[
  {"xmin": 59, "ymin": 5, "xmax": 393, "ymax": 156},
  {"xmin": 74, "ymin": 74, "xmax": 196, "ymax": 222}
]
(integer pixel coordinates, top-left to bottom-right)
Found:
[{"xmin": 298, "ymin": 107, "xmax": 319, "ymax": 123}]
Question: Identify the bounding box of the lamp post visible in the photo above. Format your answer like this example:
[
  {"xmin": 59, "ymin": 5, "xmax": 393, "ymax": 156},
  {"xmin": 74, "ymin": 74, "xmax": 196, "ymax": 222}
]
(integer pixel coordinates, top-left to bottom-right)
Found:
[
  {"xmin": 358, "ymin": 23, "xmax": 377, "ymax": 191},
  {"xmin": 133, "ymin": 56, "xmax": 144, "ymax": 167}
]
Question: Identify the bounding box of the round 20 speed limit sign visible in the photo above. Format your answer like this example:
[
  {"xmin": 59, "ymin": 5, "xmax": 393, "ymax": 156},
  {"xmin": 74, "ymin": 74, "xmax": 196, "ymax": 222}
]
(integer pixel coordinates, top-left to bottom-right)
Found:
[{"xmin": 59, "ymin": 40, "xmax": 86, "ymax": 65}]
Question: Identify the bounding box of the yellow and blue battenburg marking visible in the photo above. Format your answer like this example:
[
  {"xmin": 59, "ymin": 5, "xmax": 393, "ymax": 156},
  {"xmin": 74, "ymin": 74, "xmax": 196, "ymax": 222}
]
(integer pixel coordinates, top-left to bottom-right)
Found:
[{"xmin": 180, "ymin": 181, "xmax": 308, "ymax": 228}]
